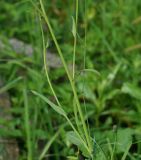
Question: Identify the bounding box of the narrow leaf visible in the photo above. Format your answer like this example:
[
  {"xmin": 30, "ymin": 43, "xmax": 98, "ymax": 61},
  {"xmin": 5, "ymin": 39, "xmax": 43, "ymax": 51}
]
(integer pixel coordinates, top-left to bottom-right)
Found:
[
  {"xmin": 67, "ymin": 131, "xmax": 90, "ymax": 157},
  {"xmin": 121, "ymin": 83, "xmax": 141, "ymax": 100},
  {"xmin": 39, "ymin": 130, "xmax": 60, "ymax": 160},
  {"xmin": 0, "ymin": 77, "xmax": 22, "ymax": 94},
  {"xmin": 32, "ymin": 90, "xmax": 67, "ymax": 117},
  {"xmin": 72, "ymin": 17, "xmax": 76, "ymax": 38},
  {"xmin": 121, "ymin": 142, "xmax": 132, "ymax": 160},
  {"xmin": 82, "ymin": 69, "xmax": 101, "ymax": 77}
]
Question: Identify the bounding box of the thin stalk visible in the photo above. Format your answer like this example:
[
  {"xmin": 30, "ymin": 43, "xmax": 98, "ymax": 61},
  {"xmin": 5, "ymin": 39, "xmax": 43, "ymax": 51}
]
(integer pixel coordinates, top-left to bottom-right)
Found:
[
  {"xmin": 73, "ymin": 99, "xmax": 85, "ymax": 139},
  {"xmin": 39, "ymin": 130, "xmax": 60, "ymax": 160},
  {"xmin": 23, "ymin": 88, "xmax": 32, "ymax": 160},
  {"xmin": 111, "ymin": 129, "xmax": 117, "ymax": 160},
  {"xmin": 65, "ymin": 116, "xmax": 91, "ymax": 155},
  {"xmin": 39, "ymin": 13, "xmax": 91, "ymax": 157},
  {"xmin": 83, "ymin": 0, "xmax": 91, "ymax": 141},
  {"xmin": 40, "ymin": 15, "xmax": 62, "ymax": 159},
  {"xmin": 39, "ymin": 0, "xmax": 92, "ymax": 152},
  {"xmin": 39, "ymin": 14, "xmax": 61, "ymax": 106},
  {"xmin": 72, "ymin": 0, "xmax": 78, "ymax": 79}
]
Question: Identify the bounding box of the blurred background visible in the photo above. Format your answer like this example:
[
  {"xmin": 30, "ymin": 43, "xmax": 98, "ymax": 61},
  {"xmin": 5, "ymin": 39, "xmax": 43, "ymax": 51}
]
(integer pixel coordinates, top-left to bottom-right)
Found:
[{"xmin": 0, "ymin": 0, "xmax": 141, "ymax": 159}]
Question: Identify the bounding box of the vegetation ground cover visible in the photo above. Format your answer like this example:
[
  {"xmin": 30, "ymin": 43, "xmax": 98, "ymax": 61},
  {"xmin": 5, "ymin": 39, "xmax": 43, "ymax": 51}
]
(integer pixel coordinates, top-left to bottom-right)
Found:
[{"xmin": 0, "ymin": 0, "xmax": 141, "ymax": 159}]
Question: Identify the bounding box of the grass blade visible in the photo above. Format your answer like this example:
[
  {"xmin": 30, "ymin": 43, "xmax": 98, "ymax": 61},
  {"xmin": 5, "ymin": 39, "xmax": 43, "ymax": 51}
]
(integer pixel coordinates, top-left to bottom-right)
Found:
[
  {"xmin": 39, "ymin": 0, "xmax": 92, "ymax": 152},
  {"xmin": 32, "ymin": 90, "xmax": 66, "ymax": 117},
  {"xmin": 39, "ymin": 130, "xmax": 60, "ymax": 160},
  {"xmin": 121, "ymin": 142, "xmax": 132, "ymax": 160},
  {"xmin": 23, "ymin": 88, "xmax": 32, "ymax": 160},
  {"xmin": 0, "ymin": 77, "xmax": 22, "ymax": 94},
  {"xmin": 32, "ymin": 90, "xmax": 91, "ymax": 157}
]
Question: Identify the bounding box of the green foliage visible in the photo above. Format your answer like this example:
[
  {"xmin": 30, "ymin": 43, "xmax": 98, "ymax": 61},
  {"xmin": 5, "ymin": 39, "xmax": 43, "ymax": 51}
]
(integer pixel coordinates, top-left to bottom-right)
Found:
[
  {"xmin": 66, "ymin": 131, "xmax": 90, "ymax": 158},
  {"xmin": 0, "ymin": 0, "xmax": 141, "ymax": 159}
]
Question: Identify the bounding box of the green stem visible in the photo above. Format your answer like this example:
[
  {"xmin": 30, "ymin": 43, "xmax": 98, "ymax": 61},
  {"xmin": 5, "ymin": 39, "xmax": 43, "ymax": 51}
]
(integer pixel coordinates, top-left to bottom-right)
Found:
[
  {"xmin": 23, "ymin": 88, "xmax": 32, "ymax": 160},
  {"xmin": 72, "ymin": 0, "xmax": 78, "ymax": 79},
  {"xmin": 39, "ymin": 15, "xmax": 61, "ymax": 106},
  {"xmin": 39, "ymin": 0, "xmax": 92, "ymax": 153}
]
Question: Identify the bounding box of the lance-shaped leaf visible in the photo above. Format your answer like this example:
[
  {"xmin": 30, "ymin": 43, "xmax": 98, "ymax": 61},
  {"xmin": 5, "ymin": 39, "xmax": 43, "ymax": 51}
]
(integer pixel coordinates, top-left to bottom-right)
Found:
[
  {"xmin": 32, "ymin": 91, "xmax": 67, "ymax": 117},
  {"xmin": 66, "ymin": 131, "xmax": 91, "ymax": 158},
  {"xmin": 121, "ymin": 83, "xmax": 141, "ymax": 100}
]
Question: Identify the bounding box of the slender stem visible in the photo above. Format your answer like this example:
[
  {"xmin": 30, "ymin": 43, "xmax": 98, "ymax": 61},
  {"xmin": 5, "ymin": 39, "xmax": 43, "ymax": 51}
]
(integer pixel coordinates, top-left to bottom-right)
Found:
[
  {"xmin": 39, "ymin": 0, "xmax": 92, "ymax": 152},
  {"xmin": 72, "ymin": 0, "xmax": 78, "ymax": 79},
  {"xmin": 39, "ymin": 11, "xmax": 91, "ymax": 157},
  {"xmin": 83, "ymin": 0, "xmax": 91, "ymax": 140},
  {"xmin": 23, "ymin": 88, "xmax": 32, "ymax": 160},
  {"xmin": 65, "ymin": 116, "xmax": 91, "ymax": 155},
  {"xmin": 39, "ymin": 14, "xmax": 61, "ymax": 107}
]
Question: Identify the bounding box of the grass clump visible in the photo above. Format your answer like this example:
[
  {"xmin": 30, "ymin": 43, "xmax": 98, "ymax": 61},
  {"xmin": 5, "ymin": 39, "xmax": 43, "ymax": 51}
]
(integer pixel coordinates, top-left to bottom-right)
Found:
[{"xmin": 0, "ymin": 0, "xmax": 141, "ymax": 160}]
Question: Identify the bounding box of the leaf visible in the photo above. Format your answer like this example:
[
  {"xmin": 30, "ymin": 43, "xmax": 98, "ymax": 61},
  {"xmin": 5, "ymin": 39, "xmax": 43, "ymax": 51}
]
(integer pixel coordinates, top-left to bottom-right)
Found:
[
  {"xmin": 39, "ymin": 130, "xmax": 60, "ymax": 160},
  {"xmin": 106, "ymin": 128, "xmax": 133, "ymax": 153},
  {"xmin": 32, "ymin": 91, "xmax": 67, "ymax": 117},
  {"xmin": 121, "ymin": 83, "xmax": 141, "ymax": 100},
  {"xmin": 67, "ymin": 156, "xmax": 78, "ymax": 160},
  {"xmin": 66, "ymin": 131, "xmax": 90, "ymax": 158},
  {"xmin": 32, "ymin": 91, "xmax": 90, "ymax": 157},
  {"xmin": 107, "ymin": 62, "xmax": 121, "ymax": 85},
  {"xmin": 82, "ymin": 69, "xmax": 101, "ymax": 77},
  {"xmin": 0, "ymin": 77, "xmax": 22, "ymax": 94},
  {"xmin": 103, "ymin": 89, "xmax": 120, "ymax": 101},
  {"xmin": 23, "ymin": 89, "xmax": 32, "ymax": 159},
  {"xmin": 115, "ymin": 129, "xmax": 133, "ymax": 153},
  {"xmin": 71, "ymin": 17, "xmax": 76, "ymax": 38},
  {"xmin": 121, "ymin": 142, "xmax": 132, "ymax": 160}
]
